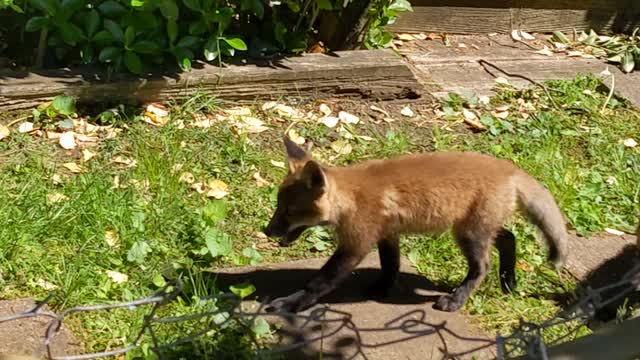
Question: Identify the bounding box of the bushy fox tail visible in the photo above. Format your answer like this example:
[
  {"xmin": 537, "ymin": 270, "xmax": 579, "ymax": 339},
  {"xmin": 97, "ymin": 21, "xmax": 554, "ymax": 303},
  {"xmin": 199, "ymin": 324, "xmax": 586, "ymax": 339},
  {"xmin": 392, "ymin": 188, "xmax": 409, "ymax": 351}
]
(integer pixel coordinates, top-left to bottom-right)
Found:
[{"xmin": 514, "ymin": 171, "xmax": 568, "ymax": 268}]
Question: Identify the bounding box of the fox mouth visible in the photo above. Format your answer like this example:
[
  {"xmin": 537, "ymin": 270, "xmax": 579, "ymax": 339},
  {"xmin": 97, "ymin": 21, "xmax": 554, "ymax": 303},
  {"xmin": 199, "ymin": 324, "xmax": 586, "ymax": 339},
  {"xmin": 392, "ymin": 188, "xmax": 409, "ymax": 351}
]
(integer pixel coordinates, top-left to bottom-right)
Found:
[{"xmin": 279, "ymin": 226, "xmax": 308, "ymax": 246}]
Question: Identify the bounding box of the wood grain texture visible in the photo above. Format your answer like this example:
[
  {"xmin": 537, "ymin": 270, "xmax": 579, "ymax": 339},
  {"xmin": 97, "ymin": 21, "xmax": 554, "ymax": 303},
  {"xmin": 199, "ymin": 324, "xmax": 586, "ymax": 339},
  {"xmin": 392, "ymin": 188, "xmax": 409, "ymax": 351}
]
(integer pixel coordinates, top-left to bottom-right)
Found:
[
  {"xmin": 389, "ymin": 0, "xmax": 640, "ymax": 34},
  {"xmin": 0, "ymin": 50, "xmax": 423, "ymax": 111}
]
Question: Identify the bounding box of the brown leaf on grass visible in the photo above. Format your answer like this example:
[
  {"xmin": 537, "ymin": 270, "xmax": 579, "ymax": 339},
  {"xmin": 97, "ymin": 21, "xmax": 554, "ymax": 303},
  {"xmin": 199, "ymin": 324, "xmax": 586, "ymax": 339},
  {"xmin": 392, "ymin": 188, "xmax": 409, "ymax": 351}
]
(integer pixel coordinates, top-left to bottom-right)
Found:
[
  {"xmin": 270, "ymin": 160, "xmax": 285, "ymax": 168},
  {"xmin": 252, "ymin": 172, "xmax": 269, "ymax": 187},
  {"xmin": 179, "ymin": 172, "xmax": 195, "ymax": 184},
  {"xmin": 330, "ymin": 139, "xmax": 353, "ymax": 155},
  {"xmin": 82, "ymin": 149, "xmax": 96, "ymax": 161},
  {"xmin": 0, "ymin": 124, "xmax": 10, "ymax": 140},
  {"xmin": 320, "ymin": 116, "xmax": 339, "ymax": 128},
  {"xmin": 63, "ymin": 162, "xmax": 83, "ymax": 173},
  {"xmin": 224, "ymin": 106, "xmax": 252, "ymax": 116},
  {"xmin": 396, "ymin": 33, "xmax": 416, "ymax": 41},
  {"xmin": 261, "ymin": 101, "xmax": 278, "ymax": 111},
  {"xmin": 111, "ymin": 175, "xmax": 120, "ymax": 189},
  {"xmin": 491, "ymin": 110, "xmax": 510, "ymax": 119},
  {"xmin": 111, "ymin": 156, "xmax": 137, "ymax": 168},
  {"xmin": 106, "ymin": 270, "xmax": 128, "ymax": 284},
  {"xmin": 192, "ymin": 182, "xmax": 206, "ymax": 194},
  {"xmin": 319, "ymin": 103, "xmax": 332, "ymax": 116},
  {"xmin": 206, "ymin": 179, "xmax": 229, "ymax": 199},
  {"xmin": 236, "ymin": 116, "xmax": 269, "ymax": 133},
  {"xmin": 400, "ymin": 106, "xmax": 414, "ymax": 117},
  {"xmin": 75, "ymin": 134, "xmax": 99, "ymax": 143},
  {"xmin": 338, "ymin": 111, "xmax": 359, "ymax": 125},
  {"xmin": 59, "ymin": 131, "xmax": 76, "ymax": 150},
  {"xmin": 623, "ymin": 138, "xmax": 638, "ymax": 148},
  {"xmin": 105, "ymin": 230, "xmax": 120, "ymax": 248},
  {"xmin": 143, "ymin": 103, "xmax": 170, "ymax": 126},
  {"xmin": 36, "ymin": 279, "xmax": 58, "ymax": 290},
  {"xmin": 18, "ymin": 122, "xmax": 34, "ymax": 133},
  {"xmin": 516, "ymin": 260, "xmax": 533, "ymax": 272},
  {"xmin": 51, "ymin": 174, "xmax": 63, "ymax": 185},
  {"xmin": 462, "ymin": 109, "xmax": 486, "ymax": 130},
  {"xmin": 369, "ymin": 105, "xmax": 389, "ymax": 117},
  {"xmin": 47, "ymin": 192, "xmax": 68, "ymax": 204}
]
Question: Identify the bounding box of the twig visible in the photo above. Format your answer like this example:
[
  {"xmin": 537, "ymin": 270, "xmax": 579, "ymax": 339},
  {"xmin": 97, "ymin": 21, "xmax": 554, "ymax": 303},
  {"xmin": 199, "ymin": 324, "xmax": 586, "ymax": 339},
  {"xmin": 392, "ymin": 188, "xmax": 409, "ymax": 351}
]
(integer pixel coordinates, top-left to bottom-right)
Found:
[
  {"xmin": 601, "ymin": 72, "xmax": 615, "ymax": 114},
  {"xmin": 7, "ymin": 115, "xmax": 32, "ymax": 127},
  {"xmin": 477, "ymin": 59, "xmax": 562, "ymax": 111}
]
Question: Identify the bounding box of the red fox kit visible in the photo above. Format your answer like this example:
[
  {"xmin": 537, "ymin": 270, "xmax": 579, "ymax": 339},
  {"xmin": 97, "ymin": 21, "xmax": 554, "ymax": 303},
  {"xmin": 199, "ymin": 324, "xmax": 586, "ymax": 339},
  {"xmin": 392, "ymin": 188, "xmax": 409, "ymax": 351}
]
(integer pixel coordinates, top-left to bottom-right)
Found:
[{"xmin": 264, "ymin": 136, "xmax": 568, "ymax": 313}]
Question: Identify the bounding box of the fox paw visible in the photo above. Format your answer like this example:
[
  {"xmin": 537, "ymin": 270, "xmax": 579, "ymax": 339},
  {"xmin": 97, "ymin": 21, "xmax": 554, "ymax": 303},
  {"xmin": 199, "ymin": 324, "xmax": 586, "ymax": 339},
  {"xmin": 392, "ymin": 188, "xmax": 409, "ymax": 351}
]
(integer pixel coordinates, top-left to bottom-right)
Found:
[
  {"xmin": 433, "ymin": 294, "xmax": 464, "ymax": 312},
  {"xmin": 266, "ymin": 290, "xmax": 310, "ymax": 314}
]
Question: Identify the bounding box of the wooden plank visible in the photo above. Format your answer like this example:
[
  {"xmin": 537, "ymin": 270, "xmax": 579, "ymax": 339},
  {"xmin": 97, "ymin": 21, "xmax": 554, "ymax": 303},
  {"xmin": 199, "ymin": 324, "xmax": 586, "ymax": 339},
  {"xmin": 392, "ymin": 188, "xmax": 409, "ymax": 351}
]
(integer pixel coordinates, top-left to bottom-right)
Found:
[
  {"xmin": 0, "ymin": 50, "xmax": 423, "ymax": 111},
  {"xmin": 389, "ymin": 0, "xmax": 640, "ymax": 34}
]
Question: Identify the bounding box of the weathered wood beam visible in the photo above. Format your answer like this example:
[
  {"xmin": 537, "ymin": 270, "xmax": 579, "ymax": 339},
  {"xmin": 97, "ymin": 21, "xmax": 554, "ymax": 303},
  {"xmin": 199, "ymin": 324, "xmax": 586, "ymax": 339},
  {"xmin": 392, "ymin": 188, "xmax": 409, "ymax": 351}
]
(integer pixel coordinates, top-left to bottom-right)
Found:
[{"xmin": 0, "ymin": 50, "xmax": 423, "ymax": 111}]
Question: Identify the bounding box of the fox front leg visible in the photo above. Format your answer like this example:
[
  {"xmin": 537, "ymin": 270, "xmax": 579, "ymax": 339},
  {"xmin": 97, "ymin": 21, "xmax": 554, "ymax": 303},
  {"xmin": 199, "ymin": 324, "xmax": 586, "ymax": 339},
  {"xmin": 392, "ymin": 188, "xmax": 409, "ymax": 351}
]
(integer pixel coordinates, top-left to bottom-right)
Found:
[{"xmin": 268, "ymin": 249, "xmax": 366, "ymax": 313}]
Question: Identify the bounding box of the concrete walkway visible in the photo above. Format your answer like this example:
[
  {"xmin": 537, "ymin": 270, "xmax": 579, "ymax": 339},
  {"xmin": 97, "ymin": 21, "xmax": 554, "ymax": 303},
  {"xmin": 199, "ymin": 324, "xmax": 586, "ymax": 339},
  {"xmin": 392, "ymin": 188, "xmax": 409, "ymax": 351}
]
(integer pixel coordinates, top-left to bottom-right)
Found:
[{"xmin": 213, "ymin": 253, "xmax": 496, "ymax": 360}]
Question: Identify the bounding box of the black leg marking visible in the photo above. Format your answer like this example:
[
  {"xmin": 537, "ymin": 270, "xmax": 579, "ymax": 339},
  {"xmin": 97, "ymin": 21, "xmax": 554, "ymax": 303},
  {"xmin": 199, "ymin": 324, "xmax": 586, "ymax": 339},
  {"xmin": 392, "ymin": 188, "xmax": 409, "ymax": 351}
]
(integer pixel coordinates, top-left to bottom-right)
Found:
[
  {"xmin": 268, "ymin": 249, "xmax": 365, "ymax": 313},
  {"xmin": 435, "ymin": 234, "xmax": 491, "ymax": 312},
  {"xmin": 495, "ymin": 227, "xmax": 517, "ymax": 294},
  {"xmin": 367, "ymin": 236, "xmax": 400, "ymax": 299}
]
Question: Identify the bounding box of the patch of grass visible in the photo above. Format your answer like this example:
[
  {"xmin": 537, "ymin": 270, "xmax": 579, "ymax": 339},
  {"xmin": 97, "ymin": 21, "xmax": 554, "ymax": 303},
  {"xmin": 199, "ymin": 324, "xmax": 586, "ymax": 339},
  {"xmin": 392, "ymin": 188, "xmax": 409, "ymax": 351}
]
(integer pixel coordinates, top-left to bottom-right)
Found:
[{"xmin": 0, "ymin": 74, "xmax": 638, "ymax": 357}]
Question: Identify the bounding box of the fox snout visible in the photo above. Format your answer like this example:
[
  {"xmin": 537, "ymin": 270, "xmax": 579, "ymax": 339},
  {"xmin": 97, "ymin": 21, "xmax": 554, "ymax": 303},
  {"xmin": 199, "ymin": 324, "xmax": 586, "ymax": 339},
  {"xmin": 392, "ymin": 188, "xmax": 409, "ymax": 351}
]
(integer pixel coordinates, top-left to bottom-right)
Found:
[{"xmin": 264, "ymin": 208, "xmax": 289, "ymax": 238}]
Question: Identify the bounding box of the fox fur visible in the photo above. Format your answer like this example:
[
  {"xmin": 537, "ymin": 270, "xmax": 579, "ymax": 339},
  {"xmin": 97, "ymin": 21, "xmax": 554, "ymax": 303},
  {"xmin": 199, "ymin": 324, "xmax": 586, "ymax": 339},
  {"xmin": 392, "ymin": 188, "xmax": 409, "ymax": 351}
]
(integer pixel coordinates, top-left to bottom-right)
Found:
[{"xmin": 264, "ymin": 136, "xmax": 569, "ymax": 313}]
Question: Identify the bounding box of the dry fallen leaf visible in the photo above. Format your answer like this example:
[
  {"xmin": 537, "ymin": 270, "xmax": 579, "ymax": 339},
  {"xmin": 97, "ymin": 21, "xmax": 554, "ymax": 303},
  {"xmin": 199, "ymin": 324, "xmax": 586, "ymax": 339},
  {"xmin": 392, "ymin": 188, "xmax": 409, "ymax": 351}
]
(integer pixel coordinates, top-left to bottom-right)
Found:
[
  {"xmin": 396, "ymin": 33, "xmax": 415, "ymax": 41},
  {"xmin": 51, "ymin": 174, "xmax": 63, "ymax": 185},
  {"xmin": 252, "ymin": 172, "xmax": 269, "ymax": 187},
  {"xmin": 46, "ymin": 131, "xmax": 62, "ymax": 139},
  {"xmin": 192, "ymin": 182, "xmax": 206, "ymax": 194},
  {"xmin": 225, "ymin": 106, "xmax": 252, "ymax": 116},
  {"xmin": 287, "ymin": 129, "xmax": 305, "ymax": 144},
  {"xmin": 75, "ymin": 133, "xmax": 99, "ymax": 143},
  {"xmin": 105, "ymin": 230, "xmax": 119, "ymax": 248},
  {"xmin": 276, "ymin": 104, "xmax": 295, "ymax": 117},
  {"xmin": 457, "ymin": 43, "xmax": 467, "ymax": 48},
  {"xmin": 146, "ymin": 103, "xmax": 169, "ymax": 117},
  {"xmin": 270, "ymin": 160, "xmax": 285, "ymax": 168},
  {"xmin": 604, "ymin": 228, "xmax": 625, "ymax": 236},
  {"xmin": 319, "ymin": 103, "xmax": 332, "ymax": 116},
  {"xmin": 59, "ymin": 131, "xmax": 76, "ymax": 150},
  {"xmin": 567, "ymin": 50, "xmax": 583, "ymax": 57},
  {"xmin": 0, "ymin": 124, "xmax": 10, "ymax": 140},
  {"xmin": 491, "ymin": 110, "xmax": 510, "ymax": 119},
  {"xmin": 516, "ymin": 260, "xmax": 534, "ymax": 272},
  {"xmin": 237, "ymin": 116, "xmax": 269, "ymax": 133},
  {"xmin": 63, "ymin": 162, "xmax": 83, "ymax": 173},
  {"xmin": 510, "ymin": 30, "xmax": 522, "ymax": 41},
  {"xmin": 414, "ymin": 33, "xmax": 428, "ymax": 40},
  {"xmin": 383, "ymin": 117, "xmax": 396, "ymax": 123},
  {"xmin": 606, "ymin": 176, "xmax": 618, "ymax": 186},
  {"xmin": 520, "ymin": 31, "xmax": 535, "ymax": 40},
  {"xmin": 106, "ymin": 270, "xmax": 128, "ymax": 284},
  {"xmin": 330, "ymin": 139, "xmax": 353, "ymax": 155},
  {"xmin": 400, "ymin": 106, "xmax": 414, "ymax": 117},
  {"xmin": 478, "ymin": 95, "xmax": 490, "ymax": 105},
  {"xmin": 18, "ymin": 122, "xmax": 34, "ymax": 133},
  {"xmin": 111, "ymin": 156, "xmax": 137, "ymax": 168},
  {"xmin": 261, "ymin": 101, "xmax": 278, "ymax": 111},
  {"xmin": 47, "ymin": 192, "xmax": 68, "ymax": 204},
  {"xmin": 206, "ymin": 179, "xmax": 230, "ymax": 199},
  {"xmin": 338, "ymin": 111, "xmax": 359, "ymax": 124},
  {"xmin": 172, "ymin": 164, "xmax": 183, "ymax": 173},
  {"xmin": 462, "ymin": 109, "xmax": 477, "ymax": 121},
  {"xmin": 144, "ymin": 103, "xmax": 170, "ymax": 126},
  {"xmin": 370, "ymin": 105, "xmax": 389, "ymax": 116},
  {"xmin": 536, "ymin": 45, "xmax": 554, "ymax": 57},
  {"xmin": 111, "ymin": 175, "xmax": 120, "ymax": 189},
  {"xmin": 320, "ymin": 116, "xmax": 339, "ymax": 128},
  {"xmin": 462, "ymin": 110, "xmax": 486, "ymax": 130},
  {"xmin": 36, "ymin": 279, "xmax": 58, "ymax": 291},
  {"xmin": 623, "ymin": 138, "xmax": 638, "ymax": 148},
  {"xmin": 179, "ymin": 172, "xmax": 195, "ymax": 184},
  {"xmin": 495, "ymin": 77, "xmax": 510, "ymax": 85}
]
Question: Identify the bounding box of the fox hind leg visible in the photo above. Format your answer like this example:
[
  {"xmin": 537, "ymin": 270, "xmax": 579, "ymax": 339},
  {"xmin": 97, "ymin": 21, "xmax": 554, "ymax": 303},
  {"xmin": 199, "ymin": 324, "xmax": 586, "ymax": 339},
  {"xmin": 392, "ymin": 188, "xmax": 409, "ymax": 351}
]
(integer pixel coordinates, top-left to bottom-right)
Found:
[
  {"xmin": 435, "ymin": 225, "xmax": 495, "ymax": 312},
  {"xmin": 495, "ymin": 227, "xmax": 517, "ymax": 293},
  {"xmin": 366, "ymin": 235, "xmax": 400, "ymax": 299}
]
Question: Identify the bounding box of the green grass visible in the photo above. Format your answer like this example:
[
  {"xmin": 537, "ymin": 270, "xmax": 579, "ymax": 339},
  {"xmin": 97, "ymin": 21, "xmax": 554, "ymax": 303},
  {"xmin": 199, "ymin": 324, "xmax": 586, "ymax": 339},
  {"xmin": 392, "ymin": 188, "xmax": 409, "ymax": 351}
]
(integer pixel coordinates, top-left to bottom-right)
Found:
[{"xmin": 0, "ymin": 74, "xmax": 638, "ymax": 358}]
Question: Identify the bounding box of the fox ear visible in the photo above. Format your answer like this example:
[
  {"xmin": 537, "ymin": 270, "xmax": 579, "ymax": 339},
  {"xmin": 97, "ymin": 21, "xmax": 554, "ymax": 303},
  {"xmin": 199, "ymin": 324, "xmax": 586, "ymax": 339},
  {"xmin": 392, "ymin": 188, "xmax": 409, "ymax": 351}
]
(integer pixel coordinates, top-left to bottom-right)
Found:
[
  {"xmin": 284, "ymin": 135, "xmax": 310, "ymax": 173},
  {"xmin": 300, "ymin": 160, "xmax": 326, "ymax": 192}
]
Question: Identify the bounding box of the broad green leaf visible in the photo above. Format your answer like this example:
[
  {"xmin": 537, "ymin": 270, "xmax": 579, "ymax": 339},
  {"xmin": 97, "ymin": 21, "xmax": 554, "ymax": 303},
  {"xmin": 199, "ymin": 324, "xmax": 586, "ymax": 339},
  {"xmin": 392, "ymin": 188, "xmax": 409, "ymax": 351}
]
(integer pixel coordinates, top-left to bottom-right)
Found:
[
  {"xmin": 173, "ymin": 47, "xmax": 193, "ymax": 70},
  {"xmin": 205, "ymin": 228, "xmax": 232, "ymax": 258},
  {"xmin": 210, "ymin": 7, "xmax": 234, "ymax": 29},
  {"xmin": 131, "ymin": 0, "xmax": 145, "ymax": 6},
  {"xmin": 60, "ymin": 0, "xmax": 86, "ymax": 19},
  {"xmin": 242, "ymin": 247, "xmax": 262, "ymax": 265},
  {"xmin": 188, "ymin": 19, "xmax": 207, "ymax": 35},
  {"xmin": 229, "ymin": 281, "xmax": 256, "ymax": 299},
  {"xmin": 25, "ymin": 16, "xmax": 49, "ymax": 32},
  {"xmin": 552, "ymin": 31, "xmax": 569, "ymax": 44},
  {"xmin": 124, "ymin": 51, "xmax": 143, "ymax": 74},
  {"xmin": 93, "ymin": 30, "xmax": 115, "ymax": 45},
  {"xmin": 58, "ymin": 22, "xmax": 85, "ymax": 46},
  {"xmin": 158, "ymin": 0, "xmax": 179, "ymax": 19},
  {"xmin": 104, "ymin": 19, "xmax": 124, "ymax": 43},
  {"xmin": 176, "ymin": 35, "xmax": 200, "ymax": 48},
  {"xmin": 30, "ymin": 0, "xmax": 56, "ymax": 16},
  {"xmin": 152, "ymin": 273, "xmax": 167, "ymax": 287},
  {"xmin": 221, "ymin": 36, "xmax": 247, "ymax": 50},
  {"xmin": 183, "ymin": 0, "xmax": 200, "ymax": 11},
  {"xmin": 57, "ymin": 118, "xmax": 74, "ymax": 129},
  {"xmin": 203, "ymin": 37, "xmax": 220, "ymax": 61},
  {"xmin": 85, "ymin": 9, "xmax": 100, "ymax": 37},
  {"xmin": 132, "ymin": 211, "xmax": 146, "ymax": 231},
  {"xmin": 98, "ymin": 46, "xmax": 122, "ymax": 63},
  {"xmin": 286, "ymin": 33, "xmax": 307, "ymax": 53},
  {"xmin": 251, "ymin": 318, "xmax": 271, "ymax": 337},
  {"xmin": 274, "ymin": 22, "xmax": 286, "ymax": 46},
  {"xmin": 317, "ymin": 0, "xmax": 332, "ymax": 10},
  {"xmin": 621, "ymin": 52, "xmax": 635, "ymax": 73},
  {"xmin": 127, "ymin": 240, "xmax": 152, "ymax": 264},
  {"xmin": 607, "ymin": 54, "xmax": 623, "ymax": 63},
  {"xmin": 167, "ymin": 19, "xmax": 178, "ymax": 45},
  {"xmin": 52, "ymin": 95, "xmax": 76, "ymax": 115},
  {"xmin": 132, "ymin": 40, "xmax": 161, "ymax": 54},
  {"xmin": 124, "ymin": 26, "xmax": 135, "ymax": 47},
  {"xmin": 202, "ymin": 200, "xmax": 228, "ymax": 225},
  {"xmin": 98, "ymin": 0, "xmax": 127, "ymax": 17},
  {"xmin": 121, "ymin": 11, "xmax": 158, "ymax": 30}
]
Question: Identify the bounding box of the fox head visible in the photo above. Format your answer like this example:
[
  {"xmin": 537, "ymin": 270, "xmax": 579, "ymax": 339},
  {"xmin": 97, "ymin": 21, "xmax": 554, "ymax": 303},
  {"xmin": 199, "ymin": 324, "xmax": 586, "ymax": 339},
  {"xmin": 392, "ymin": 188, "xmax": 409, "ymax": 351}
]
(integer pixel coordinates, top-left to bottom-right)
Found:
[{"xmin": 264, "ymin": 136, "xmax": 331, "ymax": 246}]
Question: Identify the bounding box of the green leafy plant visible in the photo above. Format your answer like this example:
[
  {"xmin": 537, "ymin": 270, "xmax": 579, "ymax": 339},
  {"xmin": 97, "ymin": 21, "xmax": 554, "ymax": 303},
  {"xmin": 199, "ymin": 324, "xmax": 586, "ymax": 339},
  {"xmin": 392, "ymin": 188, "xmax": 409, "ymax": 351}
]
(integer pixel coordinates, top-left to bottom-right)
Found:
[
  {"xmin": 552, "ymin": 28, "xmax": 640, "ymax": 73},
  {"xmin": 363, "ymin": 0, "xmax": 413, "ymax": 49},
  {"xmin": 31, "ymin": 94, "xmax": 77, "ymax": 124}
]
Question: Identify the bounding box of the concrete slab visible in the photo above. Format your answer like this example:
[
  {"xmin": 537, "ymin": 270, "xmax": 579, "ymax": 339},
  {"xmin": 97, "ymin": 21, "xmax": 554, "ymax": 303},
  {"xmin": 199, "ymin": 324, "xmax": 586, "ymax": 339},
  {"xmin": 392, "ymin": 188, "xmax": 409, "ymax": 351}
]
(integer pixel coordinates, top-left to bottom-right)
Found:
[
  {"xmin": 565, "ymin": 231, "xmax": 638, "ymax": 281},
  {"xmin": 211, "ymin": 253, "xmax": 496, "ymax": 360}
]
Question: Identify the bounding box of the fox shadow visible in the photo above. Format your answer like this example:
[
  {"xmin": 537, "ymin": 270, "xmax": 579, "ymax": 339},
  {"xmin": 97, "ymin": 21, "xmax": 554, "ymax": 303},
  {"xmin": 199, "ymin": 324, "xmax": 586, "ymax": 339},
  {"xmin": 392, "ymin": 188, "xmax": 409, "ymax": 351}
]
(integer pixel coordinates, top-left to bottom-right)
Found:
[{"xmin": 211, "ymin": 266, "xmax": 449, "ymax": 307}]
